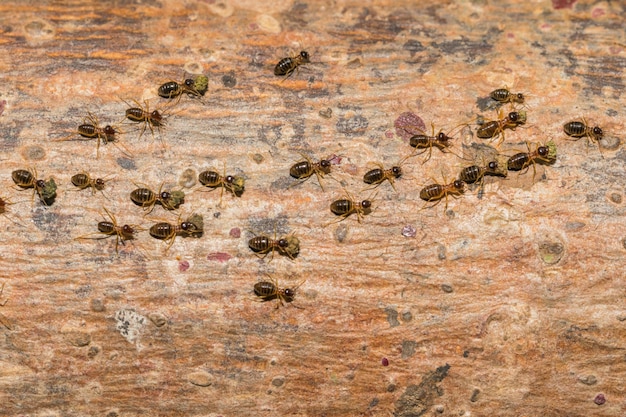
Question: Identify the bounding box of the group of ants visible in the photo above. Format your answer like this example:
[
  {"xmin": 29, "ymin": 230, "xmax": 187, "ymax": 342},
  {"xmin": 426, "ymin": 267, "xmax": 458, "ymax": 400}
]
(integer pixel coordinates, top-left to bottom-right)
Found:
[{"xmin": 1, "ymin": 50, "xmax": 608, "ymax": 309}]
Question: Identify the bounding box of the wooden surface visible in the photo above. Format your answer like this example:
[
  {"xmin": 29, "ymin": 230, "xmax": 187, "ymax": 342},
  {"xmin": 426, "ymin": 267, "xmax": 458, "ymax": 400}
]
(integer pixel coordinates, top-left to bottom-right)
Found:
[{"xmin": 1, "ymin": 0, "xmax": 625, "ymax": 416}]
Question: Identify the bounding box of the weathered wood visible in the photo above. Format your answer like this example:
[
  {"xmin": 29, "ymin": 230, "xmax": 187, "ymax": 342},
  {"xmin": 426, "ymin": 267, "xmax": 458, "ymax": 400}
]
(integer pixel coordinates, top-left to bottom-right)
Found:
[{"xmin": 1, "ymin": 1, "xmax": 625, "ymax": 416}]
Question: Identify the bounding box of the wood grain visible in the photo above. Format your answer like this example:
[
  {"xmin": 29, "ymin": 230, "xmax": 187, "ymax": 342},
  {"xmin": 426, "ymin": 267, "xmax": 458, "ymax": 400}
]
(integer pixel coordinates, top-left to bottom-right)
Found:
[{"xmin": 0, "ymin": 1, "xmax": 625, "ymax": 416}]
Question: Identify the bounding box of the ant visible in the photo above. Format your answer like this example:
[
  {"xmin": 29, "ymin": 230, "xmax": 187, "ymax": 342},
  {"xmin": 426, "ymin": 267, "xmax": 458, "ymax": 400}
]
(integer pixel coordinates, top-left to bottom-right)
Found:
[
  {"xmin": 506, "ymin": 140, "xmax": 557, "ymax": 182},
  {"xmin": 362, "ymin": 154, "xmax": 411, "ymax": 192},
  {"xmin": 409, "ymin": 122, "xmax": 461, "ymax": 162},
  {"xmin": 476, "ymin": 110, "xmax": 526, "ymax": 144},
  {"xmin": 328, "ymin": 189, "xmax": 375, "ymax": 224},
  {"xmin": 149, "ymin": 213, "xmax": 203, "ymax": 253},
  {"xmin": 248, "ymin": 226, "xmax": 300, "ymax": 261},
  {"xmin": 55, "ymin": 113, "xmax": 128, "ymax": 158},
  {"xmin": 274, "ymin": 51, "xmax": 310, "ymax": 79},
  {"xmin": 489, "ymin": 88, "xmax": 525, "ymax": 106},
  {"xmin": 130, "ymin": 183, "xmax": 185, "ymax": 213},
  {"xmin": 563, "ymin": 118, "xmax": 604, "ymax": 154},
  {"xmin": 76, "ymin": 207, "xmax": 141, "ymax": 254},
  {"xmin": 11, "ymin": 168, "xmax": 57, "ymax": 206},
  {"xmin": 71, "ymin": 172, "xmax": 113, "ymax": 196},
  {"xmin": 158, "ymin": 75, "xmax": 208, "ymax": 101},
  {"xmin": 254, "ymin": 275, "xmax": 305, "ymax": 309},
  {"xmin": 289, "ymin": 153, "xmax": 336, "ymax": 191},
  {"xmin": 419, "ymin": 176, "xmax": 465, "ymax": 211},
  {"xmin": 198, "ymin": 165, "xmax": 245, "ymax": 205},
  {"xmin": 123, "ymin": 99, "xmax": 168, "ymax": 140}
]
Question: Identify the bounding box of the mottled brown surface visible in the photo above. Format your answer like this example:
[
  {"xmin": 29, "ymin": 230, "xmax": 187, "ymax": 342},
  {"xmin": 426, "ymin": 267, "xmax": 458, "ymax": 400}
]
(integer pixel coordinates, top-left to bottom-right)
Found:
[{"xmin": 0, "ymin": 1, "xmax": 625, "ymax": 416}]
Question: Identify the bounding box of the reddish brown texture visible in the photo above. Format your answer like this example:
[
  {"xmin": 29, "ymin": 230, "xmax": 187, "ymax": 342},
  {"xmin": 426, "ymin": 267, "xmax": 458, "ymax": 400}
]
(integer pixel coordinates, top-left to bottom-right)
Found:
[{"xmin": 552, "ymin": 0, "xmax": 576, "ymax": 9}]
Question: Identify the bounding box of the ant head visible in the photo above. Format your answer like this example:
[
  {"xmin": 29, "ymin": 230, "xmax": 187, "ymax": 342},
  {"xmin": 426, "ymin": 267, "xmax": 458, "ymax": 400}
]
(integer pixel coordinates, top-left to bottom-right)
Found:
[
  {"xmin": 537, "ymin": 146, "xmax": 549, "ymax": 157},
  {"xmin": 320, "ymin": 159, "xmax": 331, "ymax": 169},
  {"xmin": 361, "ymin": 200, "xmax": 372, "ymax": 210},
  {"xmin": 453, "ymin": 180, "xmax": 465, "ymax": 191},
  {"xmin": 151, "ymin": 110, "xmax": 162, "ymax": 121},
  {"xmin": 592, "ymin": 126, "xmax": 603, "ymax": 138},
  {"xmin": 184, "ymin": 78, "xmax": 194, "ymax": 87},
  {"xmin": 181, "ymin": 222, "xmax": 196, "ymax": 232},
  {"xmin": 103, "ymin": 125, "xmax": 117, "ymax": 136},
  {"xmin": 95, "ymin": 178, "xmax": 106, "ymax": 189},
  {"xmin": 515, "ymin": 93, "xmax": 524, "ymax": 102},
  {"xmin": 508, "ymin": 112, "xmax": 519, "ymax": 122},
  {"xmin": 487, "ymin": 160, "xmax": 498, "ymax": 170},
  {"xmin": 391, "ymin": 166, "xmax": 402, "ymax": 177},
  {"xmin": 225, "ymin": 175, "xmax": 234, "ymax": 184},
  {"xmin": 278, "ymin": 238, "xmax": 289, "ymax": 248},
  {"xmin": 35, "ymin": 179, "xmax": 45, "ymax": 189},
  {"xmin": 160, "ymin": 191, "xmax": 171, "ymax": 200},
  {"xmin": 121, "ymin": 225, "xmax": 134, "ymax": 236},
  {"xmin": 300, "ymin": 51, "xmax": 310, "ymax": 61}
]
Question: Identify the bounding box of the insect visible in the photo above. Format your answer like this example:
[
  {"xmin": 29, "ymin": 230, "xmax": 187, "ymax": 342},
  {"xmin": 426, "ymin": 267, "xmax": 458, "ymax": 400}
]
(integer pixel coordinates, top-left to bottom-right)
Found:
[
  {"xmin": 248, "ymin": 227, "xmax": 300, "ymax": 261},
  {"xmin": 409, "ymin": 123, "xmax": 458, "ymax": 162},
  {"xmin": 56, "ymin": 113, "xmax": 127, "ymax": 158},
  {"xmin": 274, "ymin": 50, "xmax": 310, "ymax": 78},
  {"xmin": 11, "ymin": 168, "xmax": 57, "ymax": 206},
  {"xmin": 329, "ymin": 189, "xmax": 374, "ymax": 224},
  {"xmin": 489, "ymin": 88, "xmax": 525, "ymax": 105},
  {"xmin": 419, "ymin": 178, "xmax": 465, "ymax": 211},
  {"xmin": 507, "ymin": 140, "xmax": 557, "ymax": 182},
  {"xmin": 123, "ymin": 99, "xmax": 168, "ymax": 140},
  {"xmin": 458, "ymin": 160, "xmax": 503, "ymax": 185},
  {"xmin": 563, "ymin": 119, "xmax": 603, "ymax": 152},
  {"xmin": 158, "ymin": 75, "xmax": 208, "ymax": 100},
  {"xmin": 130, "ymin": 183, "xmax": 185, "ymax": 213},
  {"xmin": 71, "ymin": 172, "xmax": 112, "ymax": 195},
  {"xmin": 198, "ymin": 167, "xmax": 245, "ymax": 204},
  {"xmin": 254, "ymin": 276, "xmax": 304, "ymax": 309},
  {"xmin": 76, "ymin": 207, "xmax": 140, "ymax": 253},
  {"xmin": 363, "ymin": 155, "xmax": 410, "ymax": 192},
  {"xmin": 0, "ymin": 282, "xmax": 11, "ymax": 330},
  {"xmin": 289, "ymin": 153, "xmax": 334, "ymax": 191},
  {"xmin": 476, "ymin": 111, "xmax": 527, "ymax": 143},
  {"xmin": 149, "ymin": 213, "xmax": 203, "ymax": 253}
]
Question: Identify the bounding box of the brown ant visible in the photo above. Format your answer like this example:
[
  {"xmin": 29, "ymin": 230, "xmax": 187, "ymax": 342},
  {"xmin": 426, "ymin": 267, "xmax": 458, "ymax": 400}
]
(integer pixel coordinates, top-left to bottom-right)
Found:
[
  {"xmin": 76, "ymin": 207, "xmax": 141, "ymax": 254},
  {"xmin": 563, "ymin": 118, "xmax": 604, "ymax": 155},
  {"xmin": 409, "ymin": 122, "xmax": 462, "ymax": 162},
  {"xmin": 158, "ymin": 75, "xmax": 208, "ymax": 100},
  {"xmin": 328, "ymin": 189, "xmax": 375, "ymax": 224},
  {"xmin": 55, "ymin": 113, "xmax": 129, "ymax": 158},
  {"xmin": 149, "ymin": 213, "xmax": 203, "ymax": 253},
  {"xmin": 419, "ymin": 176, "xmax": 465, "ymax": 211},
  {"xmin": 476, "ymin": 110, "xmax": 527, "ymax": 144},
  {"xmin": 289, "ymin": 153, "xmax": 336, "ymax": 191},
  {"xmin": 11, "ymin": 168, "xmax": 57, "ymax": 206},
  {"xmin": 71, "ymin": 172, "xmax": 113, "ymax": 196},
  {"xmin": 254, "ymin": 275, "xmax": 305, "ymax": 309},
  {"xmin": 123, "ymin": 99, "xmax": 169, "ymax": 140},
  {"xmin": 130, "ymin": 183, "xmax": 185, "ymax": 213},
  {"xmin": 506, "ymin": 140, "xmax": 557, "ymax": 182},
  {"xmin": 274, "ymin": 51, "xmax": 310, "ymax": 79},
  {"xmin": 248, "ymin": 226, "xmax": 300, "ymax": 261},
  {"xmin": 489, "ymin": 88, "xmax": 525, "ymax": 105},
  {"xmin": 198, "ymin": 165, "xmax": 245, "ymax": 206}
]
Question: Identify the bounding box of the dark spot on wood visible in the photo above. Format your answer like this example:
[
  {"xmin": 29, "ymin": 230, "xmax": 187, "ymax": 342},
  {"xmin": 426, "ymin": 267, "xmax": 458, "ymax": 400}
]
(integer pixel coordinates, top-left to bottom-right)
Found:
[
  {"xmin": 394, "ymin": 364, "xmax": 450, "ymax": 417},
  {"xmin": 385, "ymin": 307, "xmax": 400, "ymax": 327},
  {"xmin": 441, "ymin": 284, "xmax": 453, "ymax": 293},
  {"xmin": 336, "ymin": 115, "xmax": 368, "ymax": 135},
  {"xmin": 222, "ymin": 73, "xmax": 236, "ymax": 88},
  {"xmin": 401, "ymin": 340, "xmax": 417, "ymax": 359}
]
